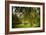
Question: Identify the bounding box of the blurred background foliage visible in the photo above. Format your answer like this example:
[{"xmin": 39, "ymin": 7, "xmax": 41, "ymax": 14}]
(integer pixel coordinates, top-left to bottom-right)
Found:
[{"xmin": 12, "ymin": 6, "xmax": 40, "ymax": 28}]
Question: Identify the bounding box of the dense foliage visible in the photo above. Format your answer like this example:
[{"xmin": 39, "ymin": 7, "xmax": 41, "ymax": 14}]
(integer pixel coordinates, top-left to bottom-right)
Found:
[{"xmin": 12, "ymin": 6, "xmax": 40, "ymax": 28}]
